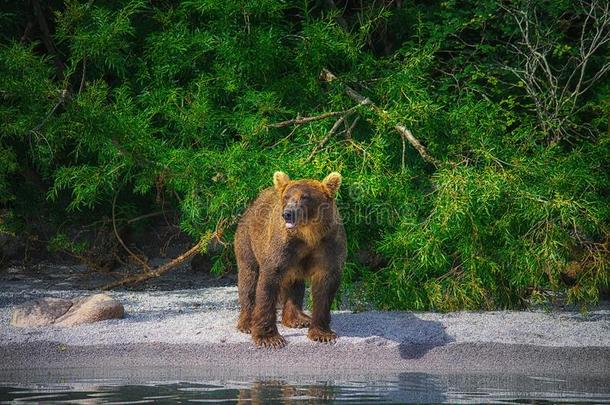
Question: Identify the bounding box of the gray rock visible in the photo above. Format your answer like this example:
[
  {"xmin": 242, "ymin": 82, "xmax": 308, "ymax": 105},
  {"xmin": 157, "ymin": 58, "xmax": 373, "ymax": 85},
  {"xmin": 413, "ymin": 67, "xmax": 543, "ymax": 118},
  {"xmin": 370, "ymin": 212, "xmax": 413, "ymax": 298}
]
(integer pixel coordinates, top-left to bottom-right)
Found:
[
  {"xmin": 55, "ymin": 294, "xmax": 124, "ymax": 326},
  {"xmin": 10, "ymin": 297, "xmax": 73, "ymax": 327},
  {"xmin": 11, "ymin": 293, "xmax": 124, "ymax": 327}
]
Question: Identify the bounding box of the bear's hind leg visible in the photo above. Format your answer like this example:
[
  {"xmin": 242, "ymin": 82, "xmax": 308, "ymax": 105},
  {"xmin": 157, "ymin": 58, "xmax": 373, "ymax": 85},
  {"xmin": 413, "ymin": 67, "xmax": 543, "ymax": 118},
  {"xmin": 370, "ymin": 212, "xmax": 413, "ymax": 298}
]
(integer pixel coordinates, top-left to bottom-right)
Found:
[{"xmin": 281, "ymin": 279, "xmax": 311, "ymax": 328}]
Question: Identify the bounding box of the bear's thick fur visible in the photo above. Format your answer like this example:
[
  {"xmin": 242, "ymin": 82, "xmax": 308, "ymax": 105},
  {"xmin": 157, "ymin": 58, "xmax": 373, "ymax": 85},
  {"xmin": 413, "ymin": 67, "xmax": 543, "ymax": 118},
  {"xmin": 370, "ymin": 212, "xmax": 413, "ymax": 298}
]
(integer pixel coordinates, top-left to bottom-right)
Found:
[{"xmin": 235, "ymin": 171, "xmax": 346, "ymax": 348}]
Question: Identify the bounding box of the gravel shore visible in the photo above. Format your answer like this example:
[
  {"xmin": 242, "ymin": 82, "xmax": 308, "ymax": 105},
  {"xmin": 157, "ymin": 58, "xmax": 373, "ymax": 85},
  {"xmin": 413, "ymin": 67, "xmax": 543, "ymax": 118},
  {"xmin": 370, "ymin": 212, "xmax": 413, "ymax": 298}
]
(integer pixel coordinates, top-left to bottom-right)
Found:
[{"xmin": 1, "ymin": 268, "xmax": 609, "ymax": 378}]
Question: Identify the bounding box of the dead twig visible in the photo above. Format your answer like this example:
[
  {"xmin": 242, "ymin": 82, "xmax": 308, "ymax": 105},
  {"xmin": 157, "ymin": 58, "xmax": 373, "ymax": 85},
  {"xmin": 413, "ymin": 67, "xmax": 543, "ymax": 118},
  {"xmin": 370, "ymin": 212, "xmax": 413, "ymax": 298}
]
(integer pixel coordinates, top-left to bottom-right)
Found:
[
  {"xmin": 126, "ymin": 211, "xmax": 166, "ymax": 225},
  {"xmin": 20, "ymin": 21, "xmax": 34, "ymax": 43},
  {"xmin": 306, "ymin": 113, "xmax": 352, "ymax": 163},
  {"xmin": 321, "ymin": 68, "xmax": 440, "ymax": 167},
  {"xmin": 268, "ymin": 122, "xmax": 301, "ymax": 149},
  {"xmin": 112, "ymin": 192, "xmax": 152, "ymax": 273},
  {"xmin": 26, "ymin": 89, "xmax": 69, "ymax": 161},
  {"xmin": 344, "ymin": 115, "xmax": 359, "ymax": 140},
  {"xmin": 100, "ymin": 239, "xmax": 205, "ymax": 290},
  {"xmin": 29, "ymin": 90, "xmax": 68, "ymax": 134},
  {"xmin": 400, "ymin": 127, "xmax": 406, "ymax": 171},
  {"xmin": 102, "ymin": 216, "xmax": 230, "ymax": 289},
  {"xmin": 78, "ymin": 56, "xmax": 87, "ymax": 94},
  {"xmin": 267, "ymin": 103, "xmax": 364, "ymax": 129},
  {"xmin": 395, "ymin": 125, "xmax": 439, "ymax": 168},
  {"xmin": 267, "ymin": 104, "xmax": 365, "ymax": 150}
]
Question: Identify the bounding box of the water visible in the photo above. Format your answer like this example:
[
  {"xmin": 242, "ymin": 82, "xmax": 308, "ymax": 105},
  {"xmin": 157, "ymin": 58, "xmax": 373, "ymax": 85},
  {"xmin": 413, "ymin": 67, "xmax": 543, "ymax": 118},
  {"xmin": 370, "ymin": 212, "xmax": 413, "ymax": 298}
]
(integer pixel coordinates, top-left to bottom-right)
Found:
[{"xmin": 1, "ymin": 372, "xmax": 609, "ymax": 404}]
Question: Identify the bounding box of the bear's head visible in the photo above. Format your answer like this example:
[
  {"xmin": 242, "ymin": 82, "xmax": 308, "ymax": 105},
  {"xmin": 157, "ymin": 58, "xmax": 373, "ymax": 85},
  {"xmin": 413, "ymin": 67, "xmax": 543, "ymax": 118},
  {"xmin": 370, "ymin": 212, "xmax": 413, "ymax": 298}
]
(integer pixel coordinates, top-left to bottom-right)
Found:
[{"xmin": 273, "ymin": 171, "xmax": 341, "ymax": 231}]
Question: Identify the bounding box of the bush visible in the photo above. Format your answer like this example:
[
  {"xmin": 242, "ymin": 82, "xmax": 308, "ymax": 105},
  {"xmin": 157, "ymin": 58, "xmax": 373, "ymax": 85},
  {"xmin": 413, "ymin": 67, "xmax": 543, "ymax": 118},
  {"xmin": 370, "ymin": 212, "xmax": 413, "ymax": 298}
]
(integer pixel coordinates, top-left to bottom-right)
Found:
[{"xmin": 1, "ymin": 0, "xmax": 608, "ymax": 309}]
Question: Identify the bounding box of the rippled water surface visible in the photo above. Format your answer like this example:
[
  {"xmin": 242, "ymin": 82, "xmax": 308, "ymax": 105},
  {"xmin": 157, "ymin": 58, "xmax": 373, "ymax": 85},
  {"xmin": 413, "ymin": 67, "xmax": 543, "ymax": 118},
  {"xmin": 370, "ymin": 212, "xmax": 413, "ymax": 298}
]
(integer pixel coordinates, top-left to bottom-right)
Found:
[{"xmin": 1, "ymin": 373, "xmax": 609, "ymax": 404}]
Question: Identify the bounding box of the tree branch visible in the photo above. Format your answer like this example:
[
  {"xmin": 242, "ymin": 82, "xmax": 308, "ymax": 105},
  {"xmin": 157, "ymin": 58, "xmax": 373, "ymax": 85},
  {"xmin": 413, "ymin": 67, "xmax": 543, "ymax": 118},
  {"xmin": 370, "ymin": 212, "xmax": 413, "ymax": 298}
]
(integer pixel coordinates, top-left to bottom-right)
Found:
[
  {"xmin": 320, "ymin": 68, "xmax": 440, "ymax": 167},
  {"xmin": 395, "ymin": 125, "xmax": 440, "ymax": 168},
  {"xmin": 267, "ymin": 110, "xmax": 347, "ymax": 128},
  {"xmin": 112, "ymin": 192, "xmax": 152, "ymax": 274},
  {"xmin": 79, "ymin": 56, "xmax": 87, "ymax": 94},
  {"xmin": 100, "ymin": 239, "xmax": 205, "ymax": 290},
  {"xmin": 305, "ymin": 113, "xmax": 352, "ymax": 163}
]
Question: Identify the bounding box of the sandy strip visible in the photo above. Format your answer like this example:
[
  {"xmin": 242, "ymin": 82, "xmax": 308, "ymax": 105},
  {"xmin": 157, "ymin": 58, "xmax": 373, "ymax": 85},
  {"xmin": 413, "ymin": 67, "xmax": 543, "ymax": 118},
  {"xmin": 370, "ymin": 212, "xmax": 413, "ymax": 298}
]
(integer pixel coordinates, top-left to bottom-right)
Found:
[{"xmin": 1, "ymin": 286, "xmax": 609, "ymax": 377}]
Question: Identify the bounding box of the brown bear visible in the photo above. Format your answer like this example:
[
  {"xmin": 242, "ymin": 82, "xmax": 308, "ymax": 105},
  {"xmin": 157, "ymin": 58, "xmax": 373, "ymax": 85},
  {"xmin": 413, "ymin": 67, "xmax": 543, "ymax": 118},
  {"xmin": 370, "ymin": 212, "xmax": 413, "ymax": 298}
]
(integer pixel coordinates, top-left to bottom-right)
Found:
[{"xmin": 234, "ymin": 171, "xmax": 346, "ymax": 348}]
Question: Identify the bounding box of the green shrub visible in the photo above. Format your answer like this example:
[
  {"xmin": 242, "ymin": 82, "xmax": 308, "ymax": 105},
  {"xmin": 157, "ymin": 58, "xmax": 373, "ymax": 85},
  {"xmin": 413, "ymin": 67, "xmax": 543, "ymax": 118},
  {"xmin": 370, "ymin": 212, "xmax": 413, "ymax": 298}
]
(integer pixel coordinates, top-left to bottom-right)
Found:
[{"xmin": 1, "ymin": 0, "xmax": 608, "ymax": 309}]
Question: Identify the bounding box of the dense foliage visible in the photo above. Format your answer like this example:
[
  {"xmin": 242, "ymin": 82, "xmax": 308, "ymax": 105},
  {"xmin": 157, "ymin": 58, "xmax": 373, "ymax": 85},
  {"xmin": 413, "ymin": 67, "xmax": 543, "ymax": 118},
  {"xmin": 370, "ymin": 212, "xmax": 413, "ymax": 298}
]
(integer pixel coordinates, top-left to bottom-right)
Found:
[{"xmin": 1, "ymin": 0, "xmax": 608, "ymax": 310}]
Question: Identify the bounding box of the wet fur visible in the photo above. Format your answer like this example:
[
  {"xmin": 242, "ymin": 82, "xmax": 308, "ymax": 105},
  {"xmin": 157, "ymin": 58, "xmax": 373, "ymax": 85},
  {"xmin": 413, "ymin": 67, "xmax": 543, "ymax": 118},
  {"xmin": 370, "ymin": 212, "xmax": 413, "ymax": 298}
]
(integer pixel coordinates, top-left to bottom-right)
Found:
[{"xmin": 235, "ymin": 173, "xmax": 346, "ymax": 348}]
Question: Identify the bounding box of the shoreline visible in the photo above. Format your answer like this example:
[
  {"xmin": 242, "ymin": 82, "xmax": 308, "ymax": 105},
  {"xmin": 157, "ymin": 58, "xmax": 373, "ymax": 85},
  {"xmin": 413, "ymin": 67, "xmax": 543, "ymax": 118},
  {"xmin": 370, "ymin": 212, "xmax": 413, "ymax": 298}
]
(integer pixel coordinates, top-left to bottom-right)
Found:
[
  {"xmin": 1, "ymin": 341, "xmax": 609, "ymax": 378},
  {"xmin": 1, "ymin": 280, "xmax": 609, "ymax": 379}
]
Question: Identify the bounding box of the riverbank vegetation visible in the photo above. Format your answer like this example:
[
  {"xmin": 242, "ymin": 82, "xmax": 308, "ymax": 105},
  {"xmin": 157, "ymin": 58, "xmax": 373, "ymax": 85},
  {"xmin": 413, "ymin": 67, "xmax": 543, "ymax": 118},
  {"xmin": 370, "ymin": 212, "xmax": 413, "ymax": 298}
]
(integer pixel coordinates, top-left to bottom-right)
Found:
[{"xmin": 1, "ymin": 0, "xmax": 608, "ymax": 310}]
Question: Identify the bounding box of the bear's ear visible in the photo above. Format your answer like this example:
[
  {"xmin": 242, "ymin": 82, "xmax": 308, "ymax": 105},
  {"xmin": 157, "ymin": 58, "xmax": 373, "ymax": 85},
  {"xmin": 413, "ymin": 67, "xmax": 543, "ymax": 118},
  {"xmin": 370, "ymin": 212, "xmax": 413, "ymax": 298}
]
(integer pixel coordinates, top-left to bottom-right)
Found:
[
  {"xmin": 273, "ymin": 171, "xmax": 290, "ymax": 192},
  {"xmin": 322, "ymin": 172, "xmax": 342, "ymax": 198}
]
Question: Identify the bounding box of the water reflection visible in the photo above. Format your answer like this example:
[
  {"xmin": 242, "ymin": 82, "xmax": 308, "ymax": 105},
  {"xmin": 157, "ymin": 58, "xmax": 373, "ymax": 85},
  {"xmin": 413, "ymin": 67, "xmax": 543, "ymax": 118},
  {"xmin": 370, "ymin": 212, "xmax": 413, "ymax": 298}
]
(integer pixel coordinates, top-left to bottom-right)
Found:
[
  {"xmin": 233, "ymin": 375, "xmax": 446, "ymax": 403},
  {"xmin": 0, "ymin": 372, "xmax": 608, "ymax": 404},
  {"xmin": 236, "ymin": 380, "xmax": 337, "ymax": 404}
]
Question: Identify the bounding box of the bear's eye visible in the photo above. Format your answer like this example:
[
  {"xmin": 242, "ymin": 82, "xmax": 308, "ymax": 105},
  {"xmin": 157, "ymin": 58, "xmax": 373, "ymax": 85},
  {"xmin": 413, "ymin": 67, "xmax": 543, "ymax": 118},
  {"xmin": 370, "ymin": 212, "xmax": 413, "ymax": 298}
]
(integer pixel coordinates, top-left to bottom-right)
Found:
[{"xmin": 301, "ymin": 194, "xmax": 311, "ymax": 201}]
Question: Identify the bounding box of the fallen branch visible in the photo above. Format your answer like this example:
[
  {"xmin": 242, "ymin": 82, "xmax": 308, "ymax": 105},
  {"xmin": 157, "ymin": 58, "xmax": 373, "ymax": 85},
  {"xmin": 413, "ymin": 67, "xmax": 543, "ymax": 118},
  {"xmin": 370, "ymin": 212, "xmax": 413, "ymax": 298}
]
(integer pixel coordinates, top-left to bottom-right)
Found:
[
  {"xmin": 320, "ymin": 68, "xmax": 439, "ymax": 167},
  {"xmin": 100, "ymin": 239, "xmax": 205, "ymax": 290}
]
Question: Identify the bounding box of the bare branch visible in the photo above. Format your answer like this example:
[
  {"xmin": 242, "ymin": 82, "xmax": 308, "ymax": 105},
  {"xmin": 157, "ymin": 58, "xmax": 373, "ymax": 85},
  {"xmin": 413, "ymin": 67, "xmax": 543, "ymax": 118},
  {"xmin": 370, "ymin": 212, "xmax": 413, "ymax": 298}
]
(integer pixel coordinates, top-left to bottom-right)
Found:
[
  {"xmin": 266, "ymin": 110, "xmax": 346, "ymax": 128},
  {"xmin": 305, "ymin": 113, "xmax": 351, "ymax": 163},
  {"xmin": 126, "ymin": 210, "xmax": 166, "ymax": 225},
  {"xmin": 112, "ymin": 192, "xmax": 152, "ymax": 274},
  {"xmin": 321, "ymin": 68, "xmax": 439, "ymax": 167},
  {"xmin": 344, "ymin": 115, "xmax": 360, "ymax": 139},
  {"xmin": 267, "ymin": 123, "xmax": 300, "ymax": 149},
  {"xmin": 504, "ymin": 0, "xmax": 610, "ymax": 142},
  {"xmin": 79, "ymin": 56, "xmax": 87, "ymax": 95},
  {"xmin": 269, "ymin": 102, "xmax": 357, "ymax": 128},
  {"xmin": 395, "ymin": 125, "xmax": 440, "ymax": 167}
]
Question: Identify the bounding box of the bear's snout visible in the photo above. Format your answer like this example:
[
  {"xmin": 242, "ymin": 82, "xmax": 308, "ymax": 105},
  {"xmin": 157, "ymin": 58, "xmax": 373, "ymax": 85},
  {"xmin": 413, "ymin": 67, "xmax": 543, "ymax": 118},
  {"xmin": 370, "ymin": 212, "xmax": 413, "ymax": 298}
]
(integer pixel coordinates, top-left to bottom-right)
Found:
[
  {"xmin": 283, "ymin": 207, "xmax": 297, "ymax": 229},
  {"xmin": 282, "ymin": 209, "xmax": 295, "ymax": 222}
]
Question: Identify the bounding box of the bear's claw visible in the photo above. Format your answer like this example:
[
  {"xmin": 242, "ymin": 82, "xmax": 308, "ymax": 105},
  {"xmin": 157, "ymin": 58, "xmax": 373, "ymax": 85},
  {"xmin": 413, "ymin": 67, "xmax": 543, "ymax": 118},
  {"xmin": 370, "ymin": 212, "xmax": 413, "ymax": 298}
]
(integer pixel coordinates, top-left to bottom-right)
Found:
[
  {"xmin": 291, "ymin": 320, "xmax": 311, "ymax": 328},
  {"xmin": 254, "ymin": 333, "xmax": 286, "ymax": 349},
  {"xmin": 307, "ymin": 328, "xmax": 337, "ymax": 343},
  {"xmin": 282, "ymin": 312, "xmax": 312, "ymax": 329}
]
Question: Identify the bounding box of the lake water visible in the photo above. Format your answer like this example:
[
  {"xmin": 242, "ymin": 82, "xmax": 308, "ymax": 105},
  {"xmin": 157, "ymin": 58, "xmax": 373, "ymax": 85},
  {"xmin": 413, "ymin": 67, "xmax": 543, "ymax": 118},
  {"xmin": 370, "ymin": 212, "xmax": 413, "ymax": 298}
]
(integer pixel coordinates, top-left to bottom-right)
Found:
[{"xmin": 1, "ymin": 372, "xmax": 609, "ymax": 404}]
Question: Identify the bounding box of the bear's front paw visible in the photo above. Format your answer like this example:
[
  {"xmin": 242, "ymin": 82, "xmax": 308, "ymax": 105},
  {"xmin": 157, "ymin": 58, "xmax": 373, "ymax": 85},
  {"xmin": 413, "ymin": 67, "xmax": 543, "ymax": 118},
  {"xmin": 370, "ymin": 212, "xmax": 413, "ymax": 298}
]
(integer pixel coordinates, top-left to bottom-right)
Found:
[
  {"xmin": 253, "ymin": 333, "xmax": 286, "ymax": 349},
  {"xmin": 307, "ymin": 328, "xmax": 337, "ymax": 343}
]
